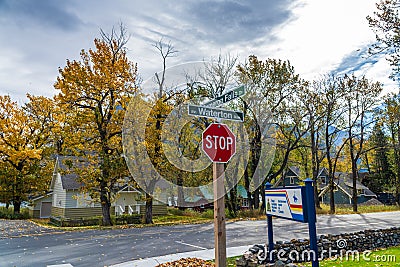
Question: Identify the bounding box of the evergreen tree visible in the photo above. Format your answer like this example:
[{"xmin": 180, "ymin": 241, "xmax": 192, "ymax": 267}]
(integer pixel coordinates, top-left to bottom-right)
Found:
[{"xmin": 368, "ymin": 123, "xmax": 394, "ymax": 192}]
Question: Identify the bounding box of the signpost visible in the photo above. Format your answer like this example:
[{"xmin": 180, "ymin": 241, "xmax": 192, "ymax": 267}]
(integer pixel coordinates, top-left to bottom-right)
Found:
[
  {"xmin": 265, "ymin": 179, "xmax": 319, "ymax": 267},
  {"xmin": 187, "ymin": 85, "xmax": 245, "ymax": 267},
  {"xmin": 188, "ymin": 104, "xmax": 244, "ymax": 122},
  {"xmin": 204, "ymin": 85, "xmax": 246, "ymax": 107}
]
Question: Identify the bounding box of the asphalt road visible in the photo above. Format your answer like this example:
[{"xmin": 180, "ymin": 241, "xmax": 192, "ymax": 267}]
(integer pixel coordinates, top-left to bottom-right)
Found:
[{"xmin": 1, "ymin": 211, "xmax": 400, "ymax": 267}]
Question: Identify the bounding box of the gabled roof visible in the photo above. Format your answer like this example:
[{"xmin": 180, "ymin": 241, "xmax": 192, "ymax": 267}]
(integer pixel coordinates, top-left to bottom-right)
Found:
[
  {"xmin": 287, "ymin": 166, "xmax": 300, "ymax": 177},
  {"xmin": 319, "ymin": 175, "xmax": 377, "ymax": 198},
  {"xmin": 116, "ymin": 185, "xmax": 141, "ymax": 194},
  {"xmin": 61, "ymin": 173, "xmax": 83, "ymax": 190},
  {"xmin": 199, "ymin": 185, "xmax": 214, "ymax": 200},
  {"xmin": 50, "ymin": 156, "xmax": 85, "ymax": 190},
  {"xmin": 237, "ymin": 185, "xmax": 248, "ymax": 198},
  {"xmin": 273, "ymin": 166, "xmax": 301, "ymax": 187},
  {"xmin": 317, "ymin": 167, "xmax": 328, "ymax": 177},
  {"xmin": 29, "ymin": 192, "xmax": 53, "ymax": 202}
]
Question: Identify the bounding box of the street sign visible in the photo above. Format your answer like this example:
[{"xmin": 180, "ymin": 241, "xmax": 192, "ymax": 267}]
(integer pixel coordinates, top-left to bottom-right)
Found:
[
  {"xmin": 265, "ymin": 180, "xmax": 319, "ymax": 267},
  {"xmin": 265, "ymin": 187, "xmax": 307, "ymax": 222},
  {"xmin": 204, "ymin": 85, "xmax": 246, "ymax": 107},
  {"xmin": 202, "ymin": 123, "xmax": 236, "ymax": 163},
  {"xmin": 188, "ymin": 104, "xmax": 244, "ymax": 122}
]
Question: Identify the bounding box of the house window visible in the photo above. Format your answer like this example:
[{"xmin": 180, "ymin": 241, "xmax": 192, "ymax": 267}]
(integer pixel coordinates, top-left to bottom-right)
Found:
[
  {"xmin": 242, "ymin": 198, "xmax": 249, "ymax": 208},
  {"xmin": 289, "ymin": 177, "xmax": 295, "ymax": 185},
  {"xmin": 320, "ymin": 176, "xmax": 327, "ymax": 184}
]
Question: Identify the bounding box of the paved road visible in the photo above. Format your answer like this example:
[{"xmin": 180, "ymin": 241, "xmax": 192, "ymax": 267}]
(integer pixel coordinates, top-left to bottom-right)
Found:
[{"xmin": 1, "ymin": 211, "xmax": 399, "ymax": 267}]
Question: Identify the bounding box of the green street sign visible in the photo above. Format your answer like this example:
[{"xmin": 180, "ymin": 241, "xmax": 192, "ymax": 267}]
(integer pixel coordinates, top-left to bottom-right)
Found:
[
  {"xmin": 204, "ymin": 85, "xmax": 245, "ymax": 107},
  {"xmin": 188, "ymin": 104, "xmax": 244, "ymax": 122}
]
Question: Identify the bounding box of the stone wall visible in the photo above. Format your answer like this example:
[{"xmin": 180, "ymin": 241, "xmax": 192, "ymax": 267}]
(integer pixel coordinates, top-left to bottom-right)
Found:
[{"xmin": 237, "ymin": 227, "xmax": 400, "ymax": 266}]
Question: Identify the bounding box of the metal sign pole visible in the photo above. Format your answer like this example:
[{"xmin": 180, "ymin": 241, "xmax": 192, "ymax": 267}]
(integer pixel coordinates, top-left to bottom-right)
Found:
[
  {"xmin": 265, "ymin": 182, "xmax": 274, "ymax": 261},
  {"xmin": 213, "ymin": 162, "xmax": 226, "ymax": 267},
  {"xmin": 305, "ymin": 178, "xmax": 319, "ymax": 267}
]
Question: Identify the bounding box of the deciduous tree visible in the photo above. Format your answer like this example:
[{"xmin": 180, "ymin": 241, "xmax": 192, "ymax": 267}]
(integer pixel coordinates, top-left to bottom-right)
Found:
[
  {"xmin": 0, "ymin": 95, "xmax": 55, "ymax": 214},
  {"xmin": 54, "ymin": 25, "xmax": 138, "ymax": 225},
  {"xmin": 367, "ymin": 0, "xmax": 400, "ymax": 83}
]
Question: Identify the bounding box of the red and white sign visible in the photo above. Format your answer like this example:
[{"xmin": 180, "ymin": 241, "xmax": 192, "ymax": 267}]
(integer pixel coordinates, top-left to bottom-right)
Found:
[{"xmin": 202, "ymin": 123, "xmax": 236, "ymax": 163}]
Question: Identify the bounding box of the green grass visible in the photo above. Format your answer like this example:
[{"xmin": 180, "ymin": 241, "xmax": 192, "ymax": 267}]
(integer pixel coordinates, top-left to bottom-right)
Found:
[
  {"xmin": 226, "ymin": 256, "xmax": 240, "ymax": 266},
  {"xmin": 152, "ymin": 209, "xmax": 213, "ymax": 225},
  {"xmin": 29, "ymin": 204, "xmax": 400, "ymax": 230},
  {"xmin": 304, "ymin": 246, "xmax": 400, "ymax": 266},
  {"xmin": 316, "ymin": 204, "xmax": 400, "ymax": 215}
]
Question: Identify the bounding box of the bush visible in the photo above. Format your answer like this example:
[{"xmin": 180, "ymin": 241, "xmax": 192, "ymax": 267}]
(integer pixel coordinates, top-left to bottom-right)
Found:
[
  {"xmin": 0, "ymin": 207, "xmax": 30, "ymax": 219},
  {"xmin": 115, "ymin": 214, "xmax": 142, "ymax": 224},
  {"xmin": 50, "ymin": 216, "xmax": 101, "ymax": 227},
  {"xmin": 236, "ymin": 208, "xmax": 264, "ymax": 219},
  {"xmin": 49, "ymin": 214, "xmax": 142, "ymax": 227},
  {"xmin": 200, "ymin": 209, "xmax": 214, "ymax": 219}
]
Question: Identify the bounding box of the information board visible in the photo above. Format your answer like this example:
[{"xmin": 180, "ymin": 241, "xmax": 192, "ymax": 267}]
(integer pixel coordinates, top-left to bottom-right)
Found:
[{"xmin": 265, "ymin": 187, "xmax": 307, "ymax": 222}]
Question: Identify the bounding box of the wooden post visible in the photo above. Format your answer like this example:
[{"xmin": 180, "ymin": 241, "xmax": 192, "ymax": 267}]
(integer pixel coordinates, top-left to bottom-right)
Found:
[{"xmin": 213, "ymin": 162, "xmax": 226, "ymax": 267}]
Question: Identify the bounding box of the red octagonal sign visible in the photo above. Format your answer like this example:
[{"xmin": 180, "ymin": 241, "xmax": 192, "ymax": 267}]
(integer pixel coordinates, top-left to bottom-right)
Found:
[{"xmin": 202, "ymin": 123, "xmax": 236, "ymax": 163}]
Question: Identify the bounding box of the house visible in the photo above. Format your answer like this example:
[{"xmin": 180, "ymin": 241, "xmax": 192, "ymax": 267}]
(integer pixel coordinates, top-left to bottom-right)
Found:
[
  {"xmin": 318, "ymin": 172, "xmax": 378, "ymax": 205},
  {"xmin": 274, "ymin": 166, "xmax": 302, "ymax": 187},
  {"xmin": 237, "ymin": 185, "xmax": 249, "ymax": 209},
  {"xmin": 271, "ymin": 166, "xmax": 377, "ymax": 205},
  {"xmin": 316, "ymin": 168, "xmax": 329, "ymax": 187},
  {"xmin": 27, "ymin": 192, "xmax": 53, "ymax": 218},
  {"xmin": 30, "ymin": 156, "xmax": 167, "ymax": 219}
]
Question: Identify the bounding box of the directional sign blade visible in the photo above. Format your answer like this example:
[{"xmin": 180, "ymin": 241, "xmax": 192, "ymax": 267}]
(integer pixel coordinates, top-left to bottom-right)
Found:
[
  {"xmin": 204, "ymin": 85, "xmax": 245, "ymax": 107},
  {"xmin": 188, "ymin": 104, "xmax": 244, "ymax": 122}
]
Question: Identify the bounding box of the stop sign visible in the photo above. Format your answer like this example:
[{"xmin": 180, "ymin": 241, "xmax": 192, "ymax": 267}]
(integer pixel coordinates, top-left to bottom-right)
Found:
[{"xmin": 202, "ymin": 123, "xmax": 236, "ymax": 163}]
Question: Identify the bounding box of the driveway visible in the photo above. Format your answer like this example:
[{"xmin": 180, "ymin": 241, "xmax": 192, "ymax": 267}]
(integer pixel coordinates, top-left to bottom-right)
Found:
[{"xmin": 0, "ymin": 219, "xmax": 64, "ymax": 239}]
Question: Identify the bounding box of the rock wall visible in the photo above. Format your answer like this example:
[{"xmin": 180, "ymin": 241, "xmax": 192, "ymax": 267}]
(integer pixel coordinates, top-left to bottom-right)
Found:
[{"xmin": 237, "ymin": 227, "xmax": 400, "ymax": 267}]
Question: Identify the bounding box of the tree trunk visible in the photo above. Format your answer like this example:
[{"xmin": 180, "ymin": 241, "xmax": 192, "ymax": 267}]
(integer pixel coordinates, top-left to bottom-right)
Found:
[
  {"xmin": 244, "ymin": 168, "xmax": 253, "ymax": 209},
  {"xmin": 349, "ymin": 135, "xmax": 358, "ymax": 213},
  {"xmin": 253, "ymin": 188, "xmax": 260, "ymax": 210},
  {"xmin": 329, "ymin": 175, "xmax": 335, "ymax": 214},
  {"xmin": 177, "ymin": 172, "xmax": 185, "ymax": 210},
  {"xmin": 396, "ymin": 123, "xmax": 400, "ymax": 206},
  {"xmin": 145, "ymin": 193, "xmax": 153, "ymax": 224},
  {"xmin": 13, "ymin": 198, "xmax": 21, "ymax": 214},
  {"xmin": 100, "ymin": 190, "xmax": 112, "ymax": 226},
  {"xmin": 351, "ymin": 167, "xmax": 358, "ymax": 212}
]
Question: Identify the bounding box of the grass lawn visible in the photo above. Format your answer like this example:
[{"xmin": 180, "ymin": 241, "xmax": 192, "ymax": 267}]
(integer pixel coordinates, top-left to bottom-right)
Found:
[
  {"xmin": 316, "ymin": 204, "xmax": 400, "ymax": 215},
  {"xmin": 226, "ymin": 256, "xmax": 240, "ymax": 266},
  {"xmin": 304, "ymin": 246, "xmax": 400, "ymax": 266}
]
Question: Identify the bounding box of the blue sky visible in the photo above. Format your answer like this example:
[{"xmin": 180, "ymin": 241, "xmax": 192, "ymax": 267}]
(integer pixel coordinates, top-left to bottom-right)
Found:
[{"xmin": 0, "ymin": 0, "xmax": 397, "ymax": 102}]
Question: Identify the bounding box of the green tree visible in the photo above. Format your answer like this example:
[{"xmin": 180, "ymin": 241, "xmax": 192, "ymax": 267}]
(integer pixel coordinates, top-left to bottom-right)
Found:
[
  {"xmin": 237, "ymin": 55, "xmax": 309, "ymax": 210},
  {"xmin": 54, "ymin": 26, "xmax": 138, "ymax": 226},
  {"xmin": 0, "ymin": 95, "xmax": 55, "ymax": 214},
  {"xmin": 368, "ymin": 122, "xmax": 394, "ymax": 192},
  {"xmin": 314, "ymin": 75, "xmax": 348, "ymax": 214},
  {"xmin": 382, "ymin": 93, "xmax": 400, "ymax": 204},
  {"xmin": 341, "ymin": 74, "xmax": 382, "ymax": 212},
  {"xmin": 367, "ymin": 0, "xmax": 400, "ymax": 82}
]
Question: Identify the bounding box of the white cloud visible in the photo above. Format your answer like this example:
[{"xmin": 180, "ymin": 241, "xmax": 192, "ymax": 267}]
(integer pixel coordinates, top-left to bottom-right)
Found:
[{"xmin": 0, "ymin": 0, "xmax": 397, "ymax": 102}]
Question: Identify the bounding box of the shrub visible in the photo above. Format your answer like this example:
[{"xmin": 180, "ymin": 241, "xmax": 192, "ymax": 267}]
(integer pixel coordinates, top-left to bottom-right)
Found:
[
  {"xmin": 0, "ymin": 207, "xmax": 30, "ymax": 219},
  {"xmin": 115, "ymin": 214, "xmax": 142, "ymax": 224}
]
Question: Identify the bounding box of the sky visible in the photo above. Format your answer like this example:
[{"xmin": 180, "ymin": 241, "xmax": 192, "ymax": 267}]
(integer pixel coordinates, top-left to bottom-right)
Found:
[{"xmin": 0, "ymin": 0, "xmax": 397, "ymax": 103}]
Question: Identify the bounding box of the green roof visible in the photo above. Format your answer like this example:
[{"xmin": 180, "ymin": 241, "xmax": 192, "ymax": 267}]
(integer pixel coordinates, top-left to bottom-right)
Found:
[{"xmin": 237, "ymin": 185, "xmax": 248, "ymax": 198}]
